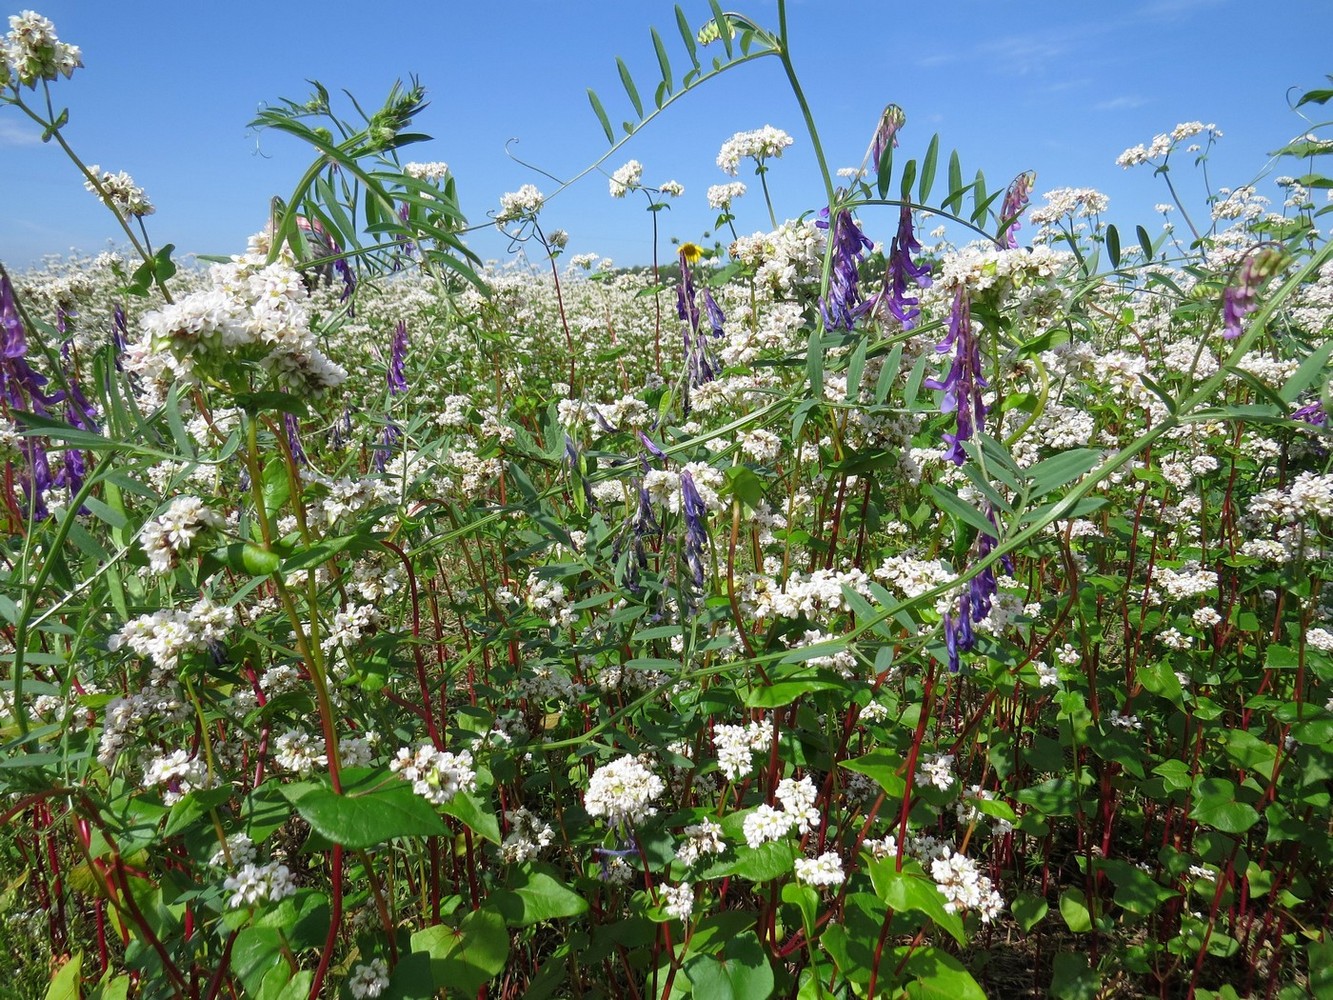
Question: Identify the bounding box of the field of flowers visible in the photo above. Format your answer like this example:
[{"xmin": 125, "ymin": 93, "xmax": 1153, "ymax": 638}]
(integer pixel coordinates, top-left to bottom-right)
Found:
[{"xmin": 2, "ymin": 6, "xmax": 1332, "ymax": 1000}]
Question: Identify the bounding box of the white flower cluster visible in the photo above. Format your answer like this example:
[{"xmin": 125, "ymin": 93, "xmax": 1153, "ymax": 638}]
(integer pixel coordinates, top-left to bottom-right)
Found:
[
  {"xmin": 347, "ymin": 959, "xmax": 390, "ymax": 999},
  {"xmin": 713, "ymin": 718, "xmax": 772, "ymax": 780},
  {"xmin": 660, "ymin": 882, "xmax": 694, "ymax": 920},
  {"xmin": 658, "ymin": 179, "xmax": 684, "ymax": 198},
  {"xmin": 584, "ymin": 754, "xmax": 665, "ymax": 827},
  {"xmin": 707, "ymin": 182, "xmax": 746, "ymax": 210},
  {"xmin": 130, "ymin": 247, "xmax": 346, "ymax": 396},
  {"xmin": 1152, "ymin": 563, "xmax": 1218, "ymax": 602},
  {"xmin": 209, "ymin": 832, "xmax": 256, "ymax": 870},
  {"xmin": 794, "ymin": 852, "xmax": 845, "ymax": 887},
  {"xmin": 934, "ymin": 243, "xmax": 1073, "ymax": 307},
  {"xmin": 142, "ymin": 748, "xmax": 212, "ymax": 806},
  {"xmin": 930, "ymin": 851, "xmax": 1005, "ymax": 922},
  {"xmin": 274, "ymin": 730, "xmax": 327, "ymax": 777},
  {"xmin": 2, "ymin": 10, "xmax": 81, "ymax": 88},
  {"xmin": 496, "ymin": 184, "xmax": 544, "ymax": 223},
  {"xmin": 716, "ymin": 126, "xmax": 794, "ymax": 175},
  {"xmin": 390, "ymin": 744, "xmax": 477, "ymax": 807},
  {"xmin": 675, "ymin": 817, "xmax": 726, "ymax": 866},
  {"xmin": 223, "ymin": 861, "xmax": 297, "ymax": 909},
  {"xmin": 1028, "ymin": 187, "xmax": 1109, "ymax": 224},
  {"xmin": 729, "ymin": 219, "xmax": 825, "ymax": 295},
  {"xmin": 609, "ymin": 160, "xmax": 643, "ymax": 198},
  {"xmin": 1117, "ymin": 122, "xmax": 1220, "ymax": 167},
  {"xmin": 501, "ymin": 807, "xmax": 556, "ymax": 863},
  {"xmin": 404, "ymin": 161, "xmax": 450, "ymax": 182},
  {"xmin": 918, "ymin": 752, "xmax": 955, "ymax": 792},
  {"xmin": 84, "ymin": 165, "xmax": 154, "ymax": 218},
  {"xmin": 112, "ymin": 596, "xmax": 236, "ymax": 670},
  {"xmin": 742, "ymin": 775, "xmax": 821, "ymax": 847},
  {"xmin": 525, "ymin": 572, "xmax": 576, "ymax": 628},
  {"xmin": 875, "ymin": 553, "xmax": 957, "ymax": 616},
  {"xmin": 139, "ymin": 495, "xmax": 225, "ymax": 574}
]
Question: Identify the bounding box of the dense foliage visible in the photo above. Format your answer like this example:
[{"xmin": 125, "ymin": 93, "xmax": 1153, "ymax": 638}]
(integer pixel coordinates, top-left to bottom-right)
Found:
[{"xmin": 2, "ymin": 6, "xmax": 1332, "ymax": 999}]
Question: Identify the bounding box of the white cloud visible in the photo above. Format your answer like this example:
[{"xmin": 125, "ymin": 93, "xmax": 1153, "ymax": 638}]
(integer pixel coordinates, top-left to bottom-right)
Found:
[
  {"xmin": 1095, "ymin": 96, "xmax": 1151, "ymax": 112},
  {"xmin": 0, "ymin": 118, "xmax": 41, "ymax": 146}
]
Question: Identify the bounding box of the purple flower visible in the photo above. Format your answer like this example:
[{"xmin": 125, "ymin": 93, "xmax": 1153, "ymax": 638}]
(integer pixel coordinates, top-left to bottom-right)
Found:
[
  {"xmin": 1292, "ymin": 400, "xmax": 1328, "ymax": 428},
  {"xmin": 111, "ymin": 305, "xmax": 128, "ymax": 369},
  {"xmin": 388, "ymin": 321, "xmax": 409, "ymax": 395},
  {"xmin": 703, "ymin": 289, "xmax": 726, "ymax": 338},
  {"xmin": 677, "ymin": 252, "xmax": 721, "ymax": 413},
  {"xmin": 638, "ymin": 431, "xmax": 667, "ymax": 461},
  {"xmin": 867, "ymin": 104, "xmax": 906, "ymax": 176},
  {"xmin": 1222, "ymin": 248, "xmax": 1283, "ymax": 340},
  {"xmin": 817, "ymin": 209, "xmax": 874, "ymax": 331},
  {"xmin": 285, "ymin": 412, "xmax": 307, "ymax": 467},
  {"xmin": 2, "ymin": 271, "xmax": 61, "ymax": 412},
  {"xmin": 999, "ymin": 171, "xmax": 1036, "ymax": 249},
  {"xmin": 878, "ymin": 202, "xmax": 932, "ymax": 329},
  {"xmin": 942, "ymin": 505, "xmax": 1007, "ymax": 673},
  {"xmin": 924, "ymin": 288, "xmax": 987, "ymax": 465},
  {"xmin": 374, "ymin": 422, "xmax": 401, "ymax": 473},
  {"xmin": 676, "ymin": 247, "xmax": 700, "ymax": 331},
  {"xmin": 680, "ymin": 470, "xmax": 709, "ymax": 589}
]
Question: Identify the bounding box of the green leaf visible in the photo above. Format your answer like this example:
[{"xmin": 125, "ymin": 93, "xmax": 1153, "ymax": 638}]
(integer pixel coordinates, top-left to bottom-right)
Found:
[
  {"xmin": 897, "ymin": 947, "xmax": 987, "ymax": 1000},
  {"xmin": 944, "ymin": 149, "xmax": 964, "ymax": 212},
  {"xmin": 876, "ymin": 144, "xmax": 894, "ymax": 201},
  {"xmin": 1278, "ymin": 336, "xmax": 1333, "ymax": 404},
  {"xmin": 868, "ymin": 859, "xmax": 966, "ymax": 945},
  {"xmin": 683, "ymin": 931, "xmax": 774, "ymax": 1000},
  {"xmin": 676, "ymin": 6, "xmax": 699, "ymax": 67},
  {"xmin": 1136, "ymin": 224, "xmax": 1154, "ymax": 261},
  {"xmin": 1190, "ymin": 778, "xmax": 1260, "ymax": 834},
  {"xmin": 1049, "ymin": 952, "xmax": 1099, "ymax": 1000},
  {"xmin": 1106, "ymin": 223, "xmax": 1121, "ymax": 268},
  {"xmin": 1028, "ymin": 448, "xmax": 1101, "ymax": 497},
  {"xmin": 45, "ymin": 952, "xmax": 81, "ymax": 1000},
  {"xmin": 708, "ymin": 0, "xmax": 733, "ymax": 58},
  {"xmin": 841, "ymin": 750, "xmax": 906, "ymax": 798},
  {"xmin": 1059, "ymin": 888, "xmax": 1092, "ymax": 933},
  {"xmin": 651, "ymin": 28, "xmax": 674, "ymax": 95},
  {"xmin": 900, "ymin": 158, "xmax": 918, "ymax": 201},
  {"xmin": 440, "ymin": 788, "xmax": 502, "ymax": 844},
  {"xmin": 927, "ymin": 484, "xmax": 999, "ymax": 537},
  {"xmin": 616, "ymin": 57, "xmax": 644, "ymax": 118},
  {"xmin": 410, "ymin": 906, "xmax": 510, "ymax": 996},
  {"xmin": 587, "ymin": 89, "xmax": 614, "ymax": 144},
  {"xmin": 492, "ymin": 863, "xmax": 589, "ymax": 926},
  {"xmin": 918, "ymin": 134, "xmax": 940, "ymax": 204},
  {"xmin": 1011, "ymin": 892, "xmax": 1048, "ymax": 932},
  {"xmin": 290, "ymin": 778, "xmax": 448, "ymax": 849}
]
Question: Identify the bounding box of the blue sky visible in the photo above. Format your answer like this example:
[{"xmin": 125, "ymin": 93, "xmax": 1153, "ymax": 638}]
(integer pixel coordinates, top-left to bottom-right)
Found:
[{"xmin": 3, "ymin": 0, "xmax": 1331, "ymax": 271}]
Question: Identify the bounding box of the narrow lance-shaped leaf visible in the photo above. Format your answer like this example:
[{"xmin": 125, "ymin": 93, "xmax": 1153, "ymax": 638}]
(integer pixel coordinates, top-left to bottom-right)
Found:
[
  {"xmin": 1137, "ymin": 224, "xmax": 1154, "ymax": 261},
  {"xmin": 1106, "ymin": 223, "xmax": 1122, "ymax": 269},
  {"xmin": 651, "ymin": 27, "xmax": 673, "ymax": 95},
  {"xmin": 709, "ymin": 0, "xmax": 733, "ymax": 58},
  {"xmin": 918, "ymin": 133, "xmax": 940, "ymax": 204},
  {"xmin": 971, "ymin": 169, "xmax": 989, "ymax": 225},
  {"xmin": 876, "ymin": 145, "xmax": 894, "ymax": 201},
  {"xmin": 617, "ymin": 57, "xmax": 644, "ymax": 118},
  {"xmin": 587, "ymin": 88, "xmax": 614, "ymax": 144},
  {"xmin": 676, "ymin": 5, "xmax": 699, "ymax": 67},
  {"xmin": 899, "ymin": 159, "xmax": 918, "ymax": 201},
  {"xmin": 944, "ymin": 148, "xmax": 964, "ymax": 212}
]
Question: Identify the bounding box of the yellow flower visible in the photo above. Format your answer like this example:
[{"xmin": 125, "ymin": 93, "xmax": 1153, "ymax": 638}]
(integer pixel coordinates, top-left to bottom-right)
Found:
[{"xmin": 678, "ymin": 242, "xmax": 703, "ymax": 265}]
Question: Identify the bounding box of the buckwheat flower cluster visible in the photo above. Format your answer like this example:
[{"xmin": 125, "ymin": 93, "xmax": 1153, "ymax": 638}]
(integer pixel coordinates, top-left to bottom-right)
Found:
[
  {"xmin": 676, "ymin": 818, "xmax": 726, "ymax": 866},
  {"xmin": 208, "ymin": 832, "xmax": 256, "ymax": 870},
  {"xmin": 794, "ymin": 852, "xmax": 845, "ymax": 888},
  {"xmin": 274, "ymin": 730, "xmax": 327, "ymax": 777},
  {"xmin": 390, "ymin": 745, "xmax": 477, "ymax": 807},
  {"xmin": 658, "ymin": 179, "xmax": 684, "ymax": 198},
  {"xmin": 584, "ymin": 754, "xmax": 665, "ymax": 827},
  {"xmin": 83, "ymin": 166, "xmax": 155, "ymax": 218},
  {"xmin": 742, "ymin": 774, "xmax": 822, "ymax": 848},
  {"xmin": 112, "ymin": 597, "xmax": 237, "ymax": 670},
  {"xmin": 918, "ymin": 752, "xmax": 955, "ymax": 792},
  {"xmin": 930, "ymin": 850, "xmax": 1004, "ymax": 922},
  {"xmin": 496, "ymin": 184, "xmax": 544, "ymax": 223},
  {"xmin": 403, "ymin": 161, "xmax": 450, "ymax": 182},
  {"xmin": 223, "ymin": 861, "xmax": 296, "ymax": 909},
  {"xmin": 139, "ymin": 495, "xmax": 226, "ymax": 574},
  {"xmin": 707, "ymin": 182, "xmax": 746, "ymax": 210},
  {"xmin": 713, "ymin": 718, "xmax": 772, "ymax": 780},
  {"xmin": 143, "ymin": 749, "xmax": 211, "ymax": 806},
  {"xmin": 347, "ymin": 959, "xmax": 390, "ymax": 999},
  {"xmin": 1028, "ymin": 187, "xmax": 1109, "ymax": 225},
  {"xmin": 3, "ymin": 10, "xmax": 81, "ymax": 87},
  {"xmin": 609, "ymin": 160, "xmax": 643, "ymax": 198},
  {"xmin": 501, "ymin": 807, "xmax": 556, "ymax": 863},
  {"xmin": 729, "ymin": 219, "xmax": 825, "ymax": 295},
  {"xmin": 660, "ymin": 882, "xmax": 694, "ymax": 921},
  {"xmin": 1152, "ymin": 563, "xmax": 1218, "ymax": 602},
  {"xmin": 716, "ymin": 126, "xmax": 794, "ymax": 175}
]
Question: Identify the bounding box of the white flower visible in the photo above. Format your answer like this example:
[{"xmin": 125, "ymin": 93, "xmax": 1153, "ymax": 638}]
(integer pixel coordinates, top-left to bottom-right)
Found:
[
  {"xmin": 918, "ymin": 753, "xmax": 954, "ymax": 792},
  {"xmin": 660, "ymin": 882, "xmax": 694, "ymax": 920},
  {"xmin": 794, "ymin": 852, "xmax": 845, "ymax": 887},
  {"xmin": 742, "ymin": 804, "xmax": 793, "ymax": 848},
  {"xmin": 404, "ymin": 161, "xmax": 450, "ymax": 183},
  {"xmin": 717, "ymin": 126, "xmax": 794, "ymax": 175},
  {"xmin": 209, "ymin": 833, "xmax": 256, "ymax": 870},
  {"xmin": 775, "ymin": 776, "xmax": 820, "ymax": 834},
  {"xmin": 584, "ymin": 755, "xmax": 665, "ymax": 827},
  {"xmin": 676, "ymin": 818, "xmax": 726, "ymax": 866},
  {"xmin": 496, "ymin": 184, "xmax": 544, "ymax": 223},
  {"xmin": 390, "ymin": 744, "xmax": 477, "ymax": 807},
  {"xmin": 347, "ymin": 958, "xmax": 390, "ymax": 999},
  {"xmin": 707, "ymin": 182, "xmax": 746, "ymax": 210},
  {"xmin": 84, "ymin": 165, "xmax": 154, "ymax": 218},
  {"xmin": 930, "ymin": 851, "xmax": 1004, "ymax": 922},
  {"xmin": 609, "ymin": 160, "xmax": 643, "ymax": 198},
  {"xmin": 658, "ymin": 179, "xmax": 684, "ymax": 198},
  {"xmin": 223, "ymin": 862, "xmax": 296, "ymax": 909}
]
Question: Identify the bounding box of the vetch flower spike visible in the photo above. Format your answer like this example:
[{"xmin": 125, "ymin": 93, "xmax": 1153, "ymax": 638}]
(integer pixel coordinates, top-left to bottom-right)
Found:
[
  {"xmin": 1000, "ymin": 170, "xmax": 1036, "ymax": 249},
  {"xmin": 817, "ymin": 208, "xmax": 874, "ymax": 331},
  {"xmin": 924, "ymin": 287, "xmax": 987, "ymax": 465}
]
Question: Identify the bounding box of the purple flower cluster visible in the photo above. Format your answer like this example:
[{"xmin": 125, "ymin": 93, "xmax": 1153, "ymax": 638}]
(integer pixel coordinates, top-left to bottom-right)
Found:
[
  {"xmin": 388, "ymin": 320, "xmax": 409, "ymax": 396},
  {"xmin": 867, "ymin": 104, "xmax": 906, "ymax": 176},
  {"xmin": 817, "ymin": 209, "xmax": 874, "ymax": 331},
  {"xmin": 877, "ymin": 203, "xmax": 932, "ymax": 329},
  {"xmin": 680, "ymin": 470, "xmax": 709, "ymax": 589},
  {"xmin": 1222, "ymin": 248, "xmax": 1283, "ymax": 340},
  {"xmin": 924, "ymin": 288, "xmax": 987, "ymax": 465},
  {"xmin": 1000, "ymin": 171, "xmax": 1036, "ymax": 249},
  {"xmin": 677, "ymin": 249, "xmax": 722, "ymax": 413},
  {"xmin": 944, "ymin": 506, "xmax": 1010, "ymax": 672}
]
